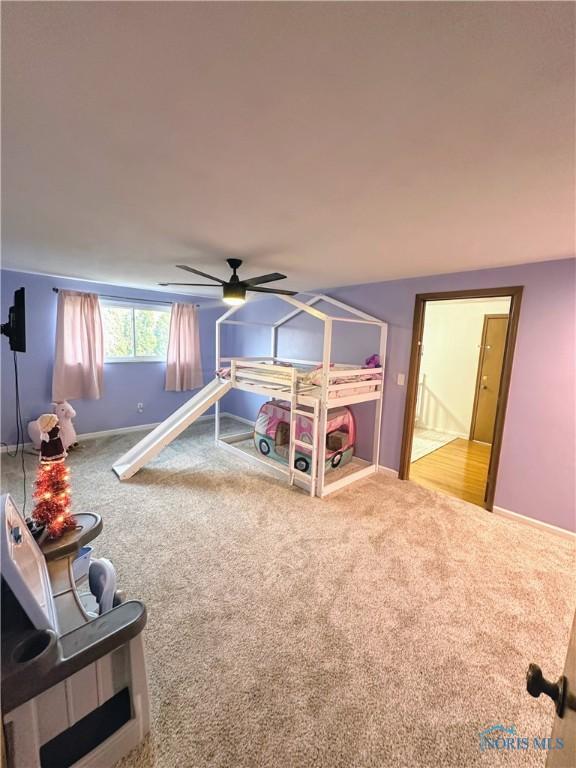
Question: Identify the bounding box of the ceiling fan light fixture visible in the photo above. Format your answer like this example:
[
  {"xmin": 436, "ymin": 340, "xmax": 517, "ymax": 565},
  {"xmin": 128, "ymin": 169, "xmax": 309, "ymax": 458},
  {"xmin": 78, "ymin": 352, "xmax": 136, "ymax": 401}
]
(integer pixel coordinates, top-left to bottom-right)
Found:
[
  {"xmin": 169, "ymin": 260, "xmax": 295, "ymax": 302},
  {"xmin": 222, "ymin": 283, "xmax": 246, "ymax": 306}
]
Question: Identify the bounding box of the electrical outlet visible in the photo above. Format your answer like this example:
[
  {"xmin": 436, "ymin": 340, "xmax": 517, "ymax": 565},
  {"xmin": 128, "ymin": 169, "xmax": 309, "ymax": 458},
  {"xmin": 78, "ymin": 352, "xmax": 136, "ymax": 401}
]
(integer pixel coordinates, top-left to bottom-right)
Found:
[
  {"xmin": 397, "ymin": 373, "xmax": 406, "ymax": 386},
  {"xmin": 137, "ymin": 403, "xmax": 144, "ymax": 413}
]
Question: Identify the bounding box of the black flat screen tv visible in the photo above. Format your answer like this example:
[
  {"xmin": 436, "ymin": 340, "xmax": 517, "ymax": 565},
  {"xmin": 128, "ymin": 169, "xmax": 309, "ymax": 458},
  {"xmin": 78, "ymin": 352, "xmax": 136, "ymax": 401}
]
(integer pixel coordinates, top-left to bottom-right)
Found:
[{"xmin": 1, "ymin": 288, "xmax": 26, "ymax": 352}]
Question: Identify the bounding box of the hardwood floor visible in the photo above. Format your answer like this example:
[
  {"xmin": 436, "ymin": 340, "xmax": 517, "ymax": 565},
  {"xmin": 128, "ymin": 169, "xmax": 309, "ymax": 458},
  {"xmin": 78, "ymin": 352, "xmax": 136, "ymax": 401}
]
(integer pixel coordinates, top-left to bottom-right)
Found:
[{"xmin": 409, "ymin": 438, "xmax": 492, "ymax": 506}]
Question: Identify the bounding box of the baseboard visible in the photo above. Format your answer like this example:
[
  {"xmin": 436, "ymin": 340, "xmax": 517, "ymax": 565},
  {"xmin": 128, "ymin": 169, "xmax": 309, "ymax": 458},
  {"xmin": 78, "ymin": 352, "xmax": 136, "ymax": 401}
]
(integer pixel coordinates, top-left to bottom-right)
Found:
[
  {"xmin": 79, "ymin": 412, "xmax": 224, "ymax": 441},
  {"xmin": 492, "ymin": 505, "xmax": 575, "ymax": 541},
  {"xmin": 1, "ymin": 412, "xmax": 251, "ymax": 453},
  {"xmin": 377, "ymin": 464, "xmax": 574, "ymax": 540},
  {"xmin": 221, "ymin": 412, "xmax": 255, "ymax": 427},
  {"xmin": 1, "ymin": 412, "xmax": 252, "ymax": 453},
  {"xmin": 1, "ymin": 440, "xmax": 34, "ymax": 454},
  {"xmin": 76, "ymin": 422, "xmax": 161, "ymax": 441},
  {"xmin": 378, "ymin": 465, "xmax": 399, "ymax": 478},
  {"xmin": 0, "ymin": 413, "xmax": 221, "ymax": 453}
]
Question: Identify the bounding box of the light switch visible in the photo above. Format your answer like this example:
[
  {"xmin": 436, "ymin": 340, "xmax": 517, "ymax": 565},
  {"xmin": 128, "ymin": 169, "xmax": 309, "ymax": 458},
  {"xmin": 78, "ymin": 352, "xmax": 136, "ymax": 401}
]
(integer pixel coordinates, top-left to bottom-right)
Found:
[{"xmin": 397, "ymin": 373, "xmax": 406, "ymax": 386}]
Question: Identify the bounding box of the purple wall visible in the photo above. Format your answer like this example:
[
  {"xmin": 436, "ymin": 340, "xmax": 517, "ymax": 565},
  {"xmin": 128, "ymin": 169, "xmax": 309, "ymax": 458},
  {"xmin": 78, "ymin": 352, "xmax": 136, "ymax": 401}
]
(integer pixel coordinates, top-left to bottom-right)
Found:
[
  {"xmin": 2, "ymin": 260, "xmax": 574, "ymax": 532},
  {"xmin": 222, "ymin": 259, "xmax": 576, "ymax": 532},
  {"xmin": 0, "ymin": 270, "xmax": 223, "ymax": 443}
]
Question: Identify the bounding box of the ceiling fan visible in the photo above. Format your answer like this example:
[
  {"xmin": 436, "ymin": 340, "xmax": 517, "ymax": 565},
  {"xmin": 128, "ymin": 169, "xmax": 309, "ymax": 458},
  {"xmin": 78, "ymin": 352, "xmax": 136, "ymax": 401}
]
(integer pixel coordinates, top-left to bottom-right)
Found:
[{"xmin": 159, "ymin": 258, "xmax": 297, "ymax": 306}]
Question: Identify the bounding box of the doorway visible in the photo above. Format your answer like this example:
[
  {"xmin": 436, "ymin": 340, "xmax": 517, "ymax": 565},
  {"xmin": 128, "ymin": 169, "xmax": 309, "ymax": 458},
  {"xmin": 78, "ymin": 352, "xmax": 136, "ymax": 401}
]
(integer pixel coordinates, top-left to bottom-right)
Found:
[{"xmin": 399, "ymin": 287, "xmax": 523, "ymax": 509}]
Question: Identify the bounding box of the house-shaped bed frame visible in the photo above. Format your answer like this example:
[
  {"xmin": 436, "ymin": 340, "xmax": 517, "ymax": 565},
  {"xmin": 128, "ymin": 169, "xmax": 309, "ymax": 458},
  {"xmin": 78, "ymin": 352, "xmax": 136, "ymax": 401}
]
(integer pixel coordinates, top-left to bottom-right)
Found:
[
  {"xmin": 214, "ymin": 293, "xmax": 387, "ymax": 498},
  {"xmin": 113, "ymin": 292, "xmax": 387, "ymax": 498}
]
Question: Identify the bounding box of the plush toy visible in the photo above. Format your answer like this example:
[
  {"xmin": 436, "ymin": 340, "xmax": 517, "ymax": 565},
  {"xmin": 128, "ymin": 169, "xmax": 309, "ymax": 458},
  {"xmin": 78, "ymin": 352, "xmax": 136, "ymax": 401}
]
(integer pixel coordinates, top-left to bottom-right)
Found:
[
  {"xmin": 37, "ymin": 414, "xmax": 66, "ymax": 463},
  {"xmin": 364, "ymin": 354, "xmax": 381, "ymax": 368},
  {"xmin": 53, "ymin": 401, "xmax": 78, "ymax": 450},
  {"xmin": 27, "ymin": 418, "xmax": 43, "ymax": 450}
]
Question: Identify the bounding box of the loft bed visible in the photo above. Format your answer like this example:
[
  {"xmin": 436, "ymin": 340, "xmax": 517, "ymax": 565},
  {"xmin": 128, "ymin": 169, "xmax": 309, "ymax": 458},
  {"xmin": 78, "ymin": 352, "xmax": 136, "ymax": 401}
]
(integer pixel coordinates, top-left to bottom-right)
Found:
[
  {"xmin": 218, "ymin": 359, "xmax": 382, "ymax": 406},
  {"xmin": 214, "ymin": 293, "xmax": 388, "ymax": 498},
  {"xmin": 112, "ymin": 292, "xmax": 387, "ymax": 494}
]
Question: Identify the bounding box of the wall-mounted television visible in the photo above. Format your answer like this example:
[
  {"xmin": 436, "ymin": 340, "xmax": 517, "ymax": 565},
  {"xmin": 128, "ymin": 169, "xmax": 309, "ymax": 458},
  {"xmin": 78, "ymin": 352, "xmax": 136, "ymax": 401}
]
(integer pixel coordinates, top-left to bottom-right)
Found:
[{"xmin": 1, "ymin": 287, "xmax": 26, "ymax": 352}]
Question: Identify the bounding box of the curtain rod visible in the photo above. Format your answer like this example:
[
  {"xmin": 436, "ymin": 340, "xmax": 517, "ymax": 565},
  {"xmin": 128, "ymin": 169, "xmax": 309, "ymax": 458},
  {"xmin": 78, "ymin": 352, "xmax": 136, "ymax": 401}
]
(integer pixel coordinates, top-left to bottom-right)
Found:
[{"xmin": 52, "ymin": 287, "xmax": 200, "ymax": 307}]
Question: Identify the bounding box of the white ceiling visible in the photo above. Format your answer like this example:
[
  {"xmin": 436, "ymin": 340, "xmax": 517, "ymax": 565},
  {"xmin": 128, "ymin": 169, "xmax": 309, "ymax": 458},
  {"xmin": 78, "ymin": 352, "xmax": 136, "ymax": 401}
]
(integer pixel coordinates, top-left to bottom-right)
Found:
[{"xmin": 2, "ymin": 2, "xmax": 574, "ymax": 296}]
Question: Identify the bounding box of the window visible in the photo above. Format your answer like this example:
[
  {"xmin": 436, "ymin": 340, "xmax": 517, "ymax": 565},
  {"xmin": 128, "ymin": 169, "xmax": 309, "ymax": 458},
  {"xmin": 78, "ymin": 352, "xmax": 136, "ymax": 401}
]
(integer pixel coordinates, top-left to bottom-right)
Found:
[{"xmin": 101, "ymin": 300, "xmax": 171, "ymax": 362}]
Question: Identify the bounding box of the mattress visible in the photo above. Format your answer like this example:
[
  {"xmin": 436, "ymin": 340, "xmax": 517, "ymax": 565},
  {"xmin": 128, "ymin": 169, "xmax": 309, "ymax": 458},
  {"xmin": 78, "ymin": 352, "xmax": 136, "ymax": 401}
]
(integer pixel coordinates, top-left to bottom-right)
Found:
[{"xmin": 218, "ymin": 362, "xmax": 381, "ymax": 398}]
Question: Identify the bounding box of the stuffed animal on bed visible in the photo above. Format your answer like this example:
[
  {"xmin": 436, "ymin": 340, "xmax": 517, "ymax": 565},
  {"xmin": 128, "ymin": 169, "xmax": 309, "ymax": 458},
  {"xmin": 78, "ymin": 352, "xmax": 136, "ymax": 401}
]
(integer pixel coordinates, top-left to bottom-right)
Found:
[
  {"xmin": 364, "ymin": 354, "xmax": 380, "ymax": 368},
  {"xmin": 53, "ymin": 401, "xmax": 79, "ymax": 450}
]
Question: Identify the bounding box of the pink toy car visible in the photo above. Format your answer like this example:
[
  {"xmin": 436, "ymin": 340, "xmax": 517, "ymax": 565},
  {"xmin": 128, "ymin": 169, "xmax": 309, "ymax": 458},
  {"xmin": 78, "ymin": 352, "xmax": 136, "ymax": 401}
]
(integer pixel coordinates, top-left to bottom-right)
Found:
[{"xmin": 254, "ymin": 400, "xmax": 356, "ymax": 474}]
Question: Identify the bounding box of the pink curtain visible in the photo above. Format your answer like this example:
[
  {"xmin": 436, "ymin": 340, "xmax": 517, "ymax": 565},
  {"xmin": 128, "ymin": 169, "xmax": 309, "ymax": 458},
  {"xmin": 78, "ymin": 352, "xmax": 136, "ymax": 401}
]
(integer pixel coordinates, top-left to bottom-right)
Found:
[
  {"xmin": 165, "ymin": 303, "xmax": 203, "ymax": 391},
  {"xmin": 52, "ymin": 291, "xmax": 104, "ymax": 401}
]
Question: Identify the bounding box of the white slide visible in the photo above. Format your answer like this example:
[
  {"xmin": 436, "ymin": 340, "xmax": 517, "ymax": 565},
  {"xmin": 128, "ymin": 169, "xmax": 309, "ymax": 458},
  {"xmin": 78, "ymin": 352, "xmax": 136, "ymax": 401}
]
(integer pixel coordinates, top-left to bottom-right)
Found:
[{"xmin": 113, "ymin": 378, "xmax": 232, "ymax": 480}]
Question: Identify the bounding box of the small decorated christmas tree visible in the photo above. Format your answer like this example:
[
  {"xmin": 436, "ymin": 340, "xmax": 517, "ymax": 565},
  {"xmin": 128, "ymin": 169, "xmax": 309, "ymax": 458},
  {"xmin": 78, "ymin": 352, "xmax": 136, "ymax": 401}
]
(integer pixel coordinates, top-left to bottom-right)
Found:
[{"xmin": 32, "ymin": 414, "xmax": 75, "ymax": 539}]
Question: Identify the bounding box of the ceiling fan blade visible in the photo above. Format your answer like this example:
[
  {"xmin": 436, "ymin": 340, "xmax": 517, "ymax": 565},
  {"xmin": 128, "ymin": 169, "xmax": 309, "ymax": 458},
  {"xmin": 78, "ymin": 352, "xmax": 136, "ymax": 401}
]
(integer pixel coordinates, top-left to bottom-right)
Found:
[
  {"xmin": 247, "ymin": 286, "xmax": 297, "ymax": 296},
  {"xmin": 176, "ymin": 264, "xmax": 225, "ymax": 283},
  {"xmin": 158, "ymin": 282, "xmax": 219, "ymax": 287},
  {"xmin": 243, "ymin": 272, "xmax": 287, "ymax": 286}
]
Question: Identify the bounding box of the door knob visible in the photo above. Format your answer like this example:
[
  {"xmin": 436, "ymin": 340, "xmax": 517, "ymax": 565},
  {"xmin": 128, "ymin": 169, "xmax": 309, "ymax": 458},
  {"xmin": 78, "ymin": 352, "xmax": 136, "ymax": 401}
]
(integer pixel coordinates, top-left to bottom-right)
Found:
[{"xmin": 526, "ymin": 663, "xmax": 567, "ymax": 716}]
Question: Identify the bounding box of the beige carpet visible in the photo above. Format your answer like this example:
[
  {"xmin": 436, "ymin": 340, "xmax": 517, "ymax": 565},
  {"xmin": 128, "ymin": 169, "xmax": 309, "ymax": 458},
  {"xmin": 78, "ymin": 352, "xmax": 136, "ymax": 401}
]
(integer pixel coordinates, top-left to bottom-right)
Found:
[{"xmin": 2, "ymin": 417, "xmax": 575, "ymax": 768}]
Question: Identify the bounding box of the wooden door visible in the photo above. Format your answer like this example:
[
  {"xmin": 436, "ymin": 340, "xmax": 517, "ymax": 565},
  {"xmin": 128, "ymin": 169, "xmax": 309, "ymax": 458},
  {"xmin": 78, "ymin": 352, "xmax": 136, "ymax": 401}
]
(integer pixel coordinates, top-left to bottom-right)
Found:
[
  {"xmin": 546, "ymin": 611, "xmax": 576, "ymax": 766},
  {"xmin": 526, "ymin": 611, "xmax": 576, "ymax": 766},
  {"xmin": 470, "ymin": 315, "xmax": 508, "ymax": 444},
  {"xmin": 546, "ymin": 614, "xmax": 576, "ymax": 768}
]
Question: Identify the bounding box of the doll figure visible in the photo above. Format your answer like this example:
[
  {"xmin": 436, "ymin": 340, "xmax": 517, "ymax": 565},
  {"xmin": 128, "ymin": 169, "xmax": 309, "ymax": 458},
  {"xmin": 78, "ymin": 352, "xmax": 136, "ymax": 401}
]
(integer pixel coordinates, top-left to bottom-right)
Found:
[{"xmin": 37, "ymin": 413, "xmax": 67, "ymax": 463}]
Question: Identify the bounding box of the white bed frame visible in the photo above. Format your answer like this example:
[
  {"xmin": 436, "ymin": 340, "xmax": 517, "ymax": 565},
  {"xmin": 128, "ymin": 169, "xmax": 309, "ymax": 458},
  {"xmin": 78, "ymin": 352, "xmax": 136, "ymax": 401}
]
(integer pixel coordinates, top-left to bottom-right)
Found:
[{"xmin": 215, "ymin": 293, "xmax": 388, "ymax": 498}]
